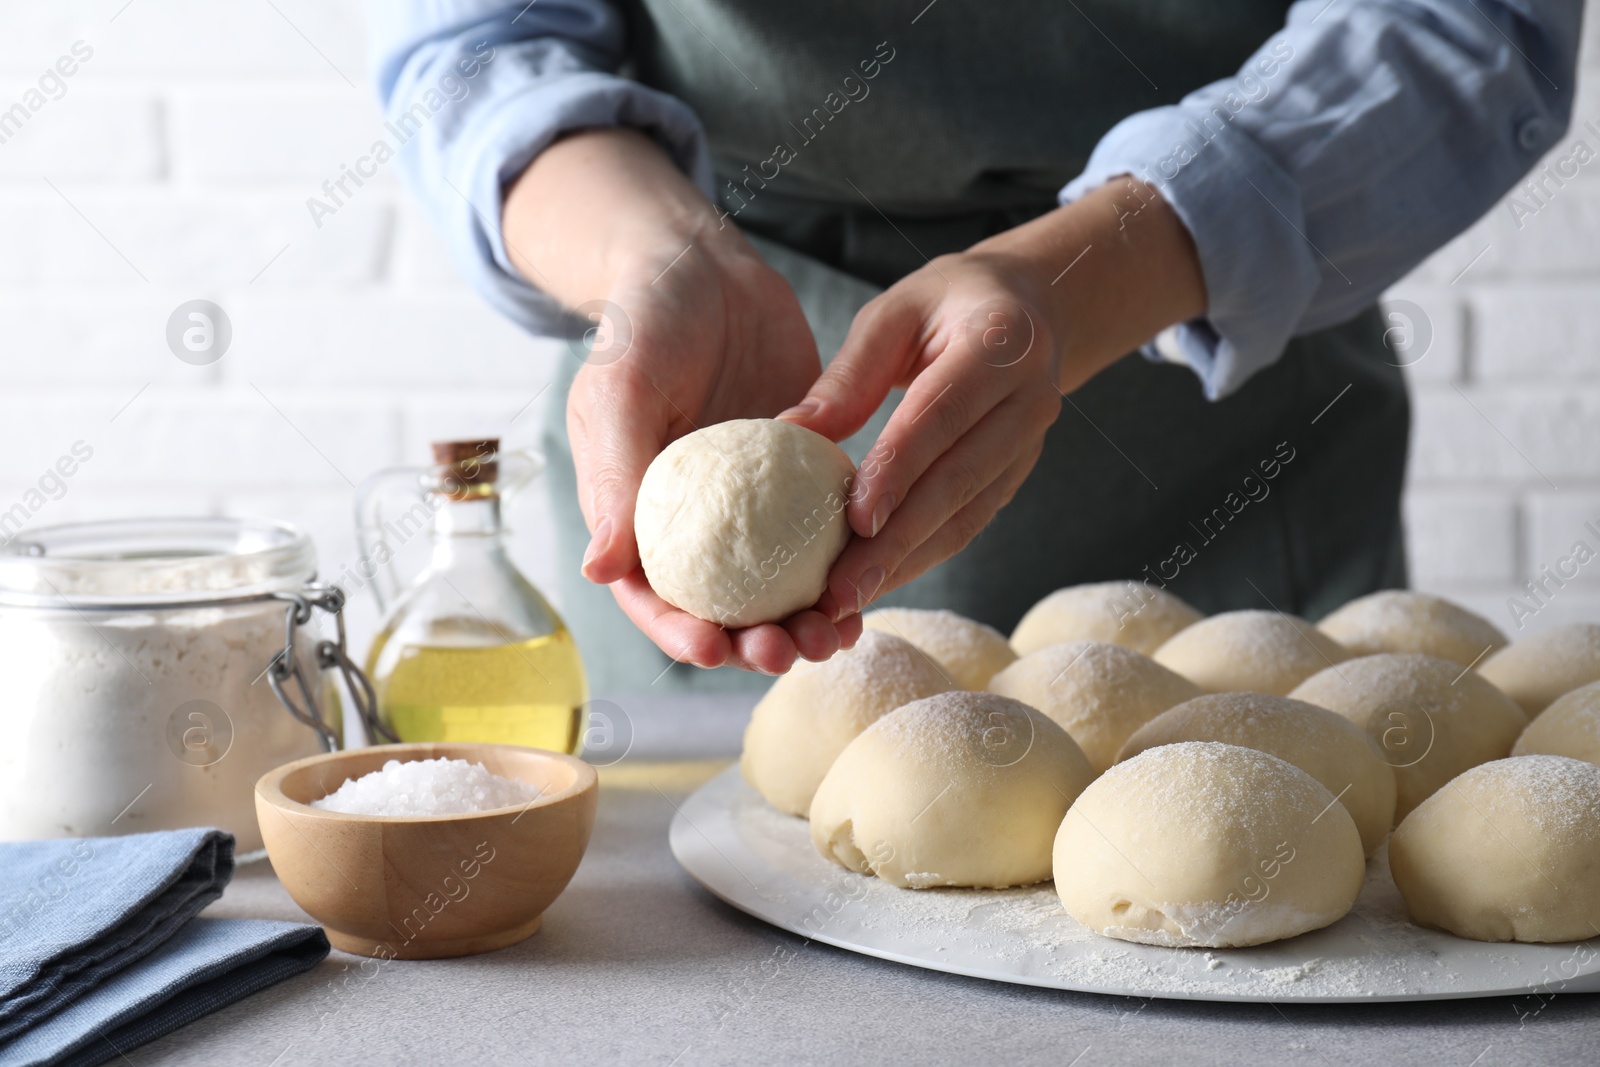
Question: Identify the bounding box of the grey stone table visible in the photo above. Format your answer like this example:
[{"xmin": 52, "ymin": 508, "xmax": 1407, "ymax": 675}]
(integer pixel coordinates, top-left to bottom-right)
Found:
[{"xmin": 144, "ymin": 695, "xmax": 1598, "ymax": 1067}]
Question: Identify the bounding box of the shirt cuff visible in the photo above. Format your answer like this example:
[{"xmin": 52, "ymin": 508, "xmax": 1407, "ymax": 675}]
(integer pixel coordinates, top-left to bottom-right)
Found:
[
  {"xmin": 1059, "ymin": 106, "xmax": 1322, "ymax": 400},
  {"xmin": 446, "ymin": 73, "xmax": 716, "ymax": 336}
]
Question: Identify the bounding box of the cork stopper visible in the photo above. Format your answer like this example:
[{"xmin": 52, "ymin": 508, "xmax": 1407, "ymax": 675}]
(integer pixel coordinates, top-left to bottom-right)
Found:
[{"xmin": 432, "ymin": 439, "xmax": 498, "ymax": 499}]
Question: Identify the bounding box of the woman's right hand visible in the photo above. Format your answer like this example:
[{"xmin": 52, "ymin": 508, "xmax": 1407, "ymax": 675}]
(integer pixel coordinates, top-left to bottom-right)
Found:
[{"xmin": 502, "ymin": 128, "xmax": 862, "ymax": 674}]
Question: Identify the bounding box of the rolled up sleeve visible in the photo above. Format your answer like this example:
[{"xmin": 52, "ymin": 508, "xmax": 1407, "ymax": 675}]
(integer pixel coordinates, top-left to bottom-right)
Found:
[
  {"xmin": 1060, "ymin": 0, "xmax": 1584, "ymax": 399},
  {"xmin": 367, "ymin": 0, "xmax": 716, "ymax": 334}
]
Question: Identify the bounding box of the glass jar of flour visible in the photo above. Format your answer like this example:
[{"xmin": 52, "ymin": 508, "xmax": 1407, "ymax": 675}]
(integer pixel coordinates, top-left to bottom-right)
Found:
[{"xmin": 0, "ymin": 518, "xmax": 390, "ymax": 853}]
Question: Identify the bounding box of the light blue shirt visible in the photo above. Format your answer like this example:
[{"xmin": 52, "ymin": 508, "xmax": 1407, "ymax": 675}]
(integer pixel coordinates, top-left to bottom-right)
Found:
[{"xmin": 368, "ymin": 0, "xmax": 1583, "ymax": 399}]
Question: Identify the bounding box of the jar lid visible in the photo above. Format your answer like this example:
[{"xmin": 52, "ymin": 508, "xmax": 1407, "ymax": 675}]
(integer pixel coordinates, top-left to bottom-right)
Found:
[{"xmin": 0, "ymin": 517, "xmax": 317, "ymax": 608}]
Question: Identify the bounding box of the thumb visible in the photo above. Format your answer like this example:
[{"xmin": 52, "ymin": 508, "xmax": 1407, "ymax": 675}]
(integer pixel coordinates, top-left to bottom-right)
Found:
[
  {"xmin": 777, "ymin": 293, "xmax": 918, "ymax": 443},
  {"xmin": 567, "ymin": 368, "xmax": 667, "ymax": 585}
]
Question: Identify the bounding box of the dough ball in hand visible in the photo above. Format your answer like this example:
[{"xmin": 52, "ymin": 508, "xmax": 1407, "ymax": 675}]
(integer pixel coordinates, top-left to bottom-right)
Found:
[
  {"xmin": 1152, "ymin": 609, "xmax": 1350, "ymax": 696},
  {"xmin": 809, "ymin": 692, "xmax": 1094, "ymax": 889},
  {"xmin": 1010, "ymin": 581, "xmax": 1202, "ymax": 656},
  {"xmin": 635, "ymin": 419, "xmax": 856, "ymax": 627},
  {"xmin": 1317, "ymin": 590, "xmax": 1506, "ymax": 667},
  {"xmin": 987, "ymin": 641, "xmax": 1200, "ymax": 774},
  {"xmin": 1389, "ymin": 756, "xmax": 1600, "ymax": 943},
  {"xmin": 1054, "ymin": 742, "xmax": 1365, "ymax": 948},
  {"xmin": 1118, "ymin": 692, "xmax": 1397, "ymax": 856},
  {"xmin": 1513, "ymin": 680, "xmax": 1600, "ymax": 765},
  {"xmin": 1479, "ymin": 623, "xmax": 1600, "ymax": 718},
  {"xmin": 862, "ymin": 607, "xmax": 1016, "ymax": 690},
  {"xmin": 1290, "ymin": 653, "xmax": 1526, "ymax": 821},
  {"xmin": 741, "ymin": 630, "xmax": 950, "ymax": 816}
]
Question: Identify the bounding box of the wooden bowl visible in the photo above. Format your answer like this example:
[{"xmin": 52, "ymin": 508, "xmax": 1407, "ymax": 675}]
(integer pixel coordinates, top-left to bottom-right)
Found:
[{"xmin": 255, "ymin": 742, "xmax": 598, "ymax": 960}]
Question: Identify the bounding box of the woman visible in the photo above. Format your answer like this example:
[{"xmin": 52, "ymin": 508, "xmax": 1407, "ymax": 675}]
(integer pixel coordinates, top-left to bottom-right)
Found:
[{"xmin": 370, "ymin": 0, "xmax": 1580, "ymax": 691}]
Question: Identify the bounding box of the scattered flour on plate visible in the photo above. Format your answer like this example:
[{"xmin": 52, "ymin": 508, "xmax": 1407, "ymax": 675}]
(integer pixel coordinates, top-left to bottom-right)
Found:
[
  {"xmin": 1261, "ymin": 959, "xmax": 1326, "ymax": 984},
  {"xmin": 730, "ymin": 792, "xmax": 1500, "ymax": 999},
  {"xmin": 312, "ymin": 757, "xmax": 542, "ymax": 816}
]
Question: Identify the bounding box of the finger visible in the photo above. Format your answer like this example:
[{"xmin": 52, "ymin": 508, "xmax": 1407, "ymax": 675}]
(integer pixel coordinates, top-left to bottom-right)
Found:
[
  {"xmin": 568, "ymin": 363, "xmax": 676, "ymax": 584},
  {"xmin": 722, "ymin": 623, "xmax": 798, "ymax": 674},
  {"xmin": 724, "ymin": 611, "xmax": 855, "ymax": 673},
  {"xmin": 783, "ymin": 609, "xmax": 842, "ymax": 663},
  {"xmin": 836, "ymin": 611, "xmax": 864, "ymax": 650},
  {"xmin": 813, "ymin": 585, "xmax": 839, "ymax": 622},
  {"xmin": 608, "ymin": 569, "xmax": 733, "ymax": 669},
  {"xmin": 824, "ymin": 390, "xmax": 1052, "ymax": 617},
  {"xmin": 808, "ymin": 590, "xmax": 868, "ymax": 653},
  {"xmin": 776, "ymin": 289, "xmax": 922, "ymax": 443},
  {"xmin": 884, "ymin": 448, "xmax": 1038, "ymax": 594},
  {"xmin": 843, "ymin": 306, "xmax": 1039, "ymax": 539}
]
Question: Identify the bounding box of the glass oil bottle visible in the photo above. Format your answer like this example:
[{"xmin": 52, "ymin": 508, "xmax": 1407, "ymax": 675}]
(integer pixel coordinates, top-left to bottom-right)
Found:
[{"xmin": 356, "ymin": 439, "xmax": 588, "ymax": 752}]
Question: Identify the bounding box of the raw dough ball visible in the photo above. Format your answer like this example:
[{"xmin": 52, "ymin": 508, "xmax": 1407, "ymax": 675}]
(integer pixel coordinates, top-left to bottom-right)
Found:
[
  {"xmin": 1010, "ymin": 581, "xmax": 1202, "ymax": 656},
  {"xmin": 1118, "ymin": 692, "xmax": 1397, "ymax": 856},
  {"xmin": 1152, "ymin": 610, "xmax": 1350, "ymax": 696},
  {"xmin": 861, "ymin": 607, "xmax": 1016, "ymax": 690},
  {"xmin": 1480, "ymin": 623, "xmax": 1600, "ymax": 718},
  {"xmin": 987, "ymin": 641, "xmax": 1201, "ymax": 774},
  {"xmin": 1513, "ymin": 680, "xmax": 1600, "ymax": 765},
  {"xmin": 1053, "ymin": 742, "xmax": 1365, "ymax": 948},
  {"xmin": 741, "ymin": 630, "xmax": 950, "ymax": 816},
  {"xmin": 809, "ymin": 692, "xmax": 1094, "ymax": 888},
  {"xmin": 1290, "ymin": 653, "xmax": 1526, "ymax": 821},
  {"xmin": 1389, "ymin": 756, "xmax": 1600, "ymax": 943},
  {"xmin": 635, "ymin": 419, "xmax": 856, "ymax": 627},
  {"xmin": 1317, "ymin": 590, "xmax": 1506, "ymax": 667}
]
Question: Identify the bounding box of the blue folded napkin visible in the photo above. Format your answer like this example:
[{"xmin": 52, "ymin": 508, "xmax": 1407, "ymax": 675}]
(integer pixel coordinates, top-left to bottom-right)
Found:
[
  {"xmin": 0, "ymin": 919, "xmax": 327, "ymax": 1067},
  {"xmin": 0, "ymin": 830, "xmax": 328, "ymax": 1067},
  {"xmin": 0, "ymin": 829, "xmax": 233, "ymax": 1040}
]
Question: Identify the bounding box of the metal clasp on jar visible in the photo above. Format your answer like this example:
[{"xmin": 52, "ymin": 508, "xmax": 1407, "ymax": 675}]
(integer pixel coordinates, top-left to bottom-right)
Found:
[{"xmin": 267, "ymin": 583, "xmax": 397, "ymax": 751}]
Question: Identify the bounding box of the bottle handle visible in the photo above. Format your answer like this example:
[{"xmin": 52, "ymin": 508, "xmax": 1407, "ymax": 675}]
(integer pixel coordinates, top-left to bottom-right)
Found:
[
  {"xmin": 493, "ymin": 450, "xmax": 546, "ymax": 500},
  {"xmin": 352, "ymin": 466, "xmax": 433, "ymax": 614},
  {"xmin": 352, "ymin": 449, "xmax": 547, "ymax": 612}
]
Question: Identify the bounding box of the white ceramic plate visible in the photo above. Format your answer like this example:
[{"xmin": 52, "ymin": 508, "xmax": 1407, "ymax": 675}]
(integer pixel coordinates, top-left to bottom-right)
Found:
[{"xmin": 669, "ymin": 766, "xmax": 1600, "ymax": 1003}]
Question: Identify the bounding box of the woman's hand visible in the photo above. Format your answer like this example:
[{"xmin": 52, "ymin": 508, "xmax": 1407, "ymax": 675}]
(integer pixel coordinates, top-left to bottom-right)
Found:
[
  {"xmin": 779, "ymin": 251, "xmax": 1065, "ymax": 615},
  {"xmin": 503, "ymin": 128, "xmax": 862, "ymax": 674},
  {"xmin": 782, "ymin": 177, "xmax": 1208, "ymax": 617}
]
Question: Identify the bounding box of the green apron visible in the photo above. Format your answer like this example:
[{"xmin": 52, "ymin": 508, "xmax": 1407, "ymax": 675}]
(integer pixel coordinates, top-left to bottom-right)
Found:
[{"xmin": 544, "ymin": 0, "xmax": 1410, "ymax": 693}]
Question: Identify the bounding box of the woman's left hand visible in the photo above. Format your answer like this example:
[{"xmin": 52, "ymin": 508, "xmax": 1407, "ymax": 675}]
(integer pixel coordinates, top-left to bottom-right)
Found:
[
  {"xmin": 779, "ymin": 178, "xmax": 1208, "ymax": 620},
  {"xmin": 779, "ymin": 248, "xmax": 1065, "ymax": 616}
]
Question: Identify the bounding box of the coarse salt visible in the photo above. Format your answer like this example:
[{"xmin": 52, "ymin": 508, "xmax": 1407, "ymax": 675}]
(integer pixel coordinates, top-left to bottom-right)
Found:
[{"xmin": 312, "ymin": 757, "xmax": 542, "ymax": 816}]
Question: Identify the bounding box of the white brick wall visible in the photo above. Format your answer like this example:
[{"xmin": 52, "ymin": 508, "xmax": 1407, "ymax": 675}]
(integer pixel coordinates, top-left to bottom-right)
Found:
[
  {"xmin": 0, "ymin": 0, "xmax": 561, "ymax": 664},
  {"xmin": 0, "ymin": 0, "xmax": 1594, "ymax": 667},
  {"xmin": 1396, "ymin": 11, "xmax": 1600, "ymax": 641}
]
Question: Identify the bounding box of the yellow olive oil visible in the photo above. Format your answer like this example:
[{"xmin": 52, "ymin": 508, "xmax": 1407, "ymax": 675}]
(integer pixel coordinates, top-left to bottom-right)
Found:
[{"xmin": 366, "ymin": 623, "xmax": 588, "ymax": 753}]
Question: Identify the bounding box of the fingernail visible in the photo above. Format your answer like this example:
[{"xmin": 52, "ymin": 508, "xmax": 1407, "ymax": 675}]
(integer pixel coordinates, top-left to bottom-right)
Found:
[
  {"xmin": 869, "ymin": 494, "xmax": 896, "ymax": 537},
  {"xmin": 778, "ymin": 398, "xmax": 822, "ymax": 422},
  {"xmin": 854, "ymin": 567, "xmax": 886, "ymax": 614},
  {"xmin": 838, "ymin": 615, "xmax": 862, "ymax": 649},
  {"xmin": 581, "ymin": 518, "xmax": 612, "ymax": 574}
]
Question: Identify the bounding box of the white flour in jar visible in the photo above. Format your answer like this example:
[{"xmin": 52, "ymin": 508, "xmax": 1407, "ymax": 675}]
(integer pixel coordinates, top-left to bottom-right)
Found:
[{"xmin": 0, "ymin": 599, "xmax": 332, "ymax": 853}]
